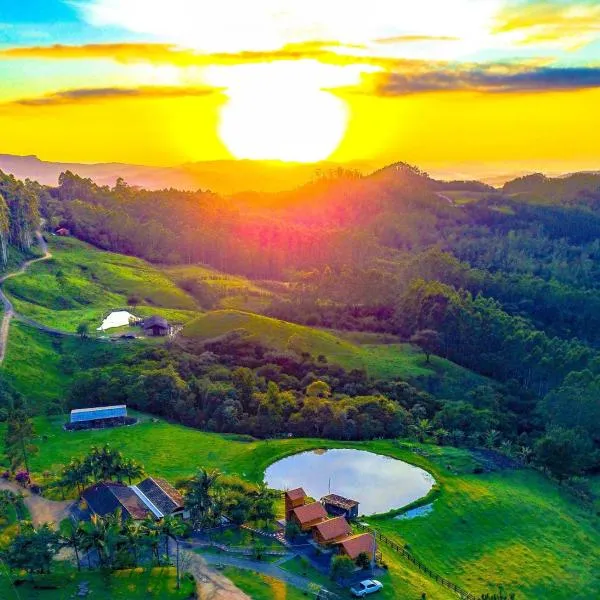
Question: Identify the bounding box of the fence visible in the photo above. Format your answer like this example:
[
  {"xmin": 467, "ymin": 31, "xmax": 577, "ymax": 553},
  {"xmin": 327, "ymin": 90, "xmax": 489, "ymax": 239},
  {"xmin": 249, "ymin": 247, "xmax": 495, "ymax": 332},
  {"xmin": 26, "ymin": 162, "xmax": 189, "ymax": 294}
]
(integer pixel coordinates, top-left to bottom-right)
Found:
[{"xmin": 354, "ymin": 522, "xmax": 477, "ymax": 600}]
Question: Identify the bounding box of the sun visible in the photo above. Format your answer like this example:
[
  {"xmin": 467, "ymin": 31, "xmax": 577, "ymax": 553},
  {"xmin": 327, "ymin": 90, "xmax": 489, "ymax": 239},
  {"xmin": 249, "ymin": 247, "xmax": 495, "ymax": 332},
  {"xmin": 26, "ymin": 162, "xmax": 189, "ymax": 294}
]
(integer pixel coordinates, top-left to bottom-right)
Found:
[{"xmin": 218, "ymin": 88, "xmax": 348, "ymax": 162}]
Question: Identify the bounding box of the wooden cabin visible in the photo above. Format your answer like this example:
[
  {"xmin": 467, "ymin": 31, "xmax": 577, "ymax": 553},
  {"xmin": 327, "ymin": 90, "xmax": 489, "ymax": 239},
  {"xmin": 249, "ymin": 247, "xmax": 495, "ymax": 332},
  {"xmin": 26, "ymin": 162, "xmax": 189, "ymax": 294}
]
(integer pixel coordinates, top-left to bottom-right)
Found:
[
  {"xmin": 143, "ymin": 315, "xmax": 169, "ymax": 337},
  {"xmin": 290, "ymin": 502, "xmax": 328, "ymax": 532},
  {"xmin": 321, "ymin": 494, "xmax": 360, "ymax": 520},
  {"xmin": 338, "ymin": 533, "xmax": 376, "ymax": 562},
  {"xmin": 313, "ymin": 516, "xmax": 352, "ymax": 546},
  {"xmin": 285, "ymin": 487, "xmax": 307, "ymax": 521}
]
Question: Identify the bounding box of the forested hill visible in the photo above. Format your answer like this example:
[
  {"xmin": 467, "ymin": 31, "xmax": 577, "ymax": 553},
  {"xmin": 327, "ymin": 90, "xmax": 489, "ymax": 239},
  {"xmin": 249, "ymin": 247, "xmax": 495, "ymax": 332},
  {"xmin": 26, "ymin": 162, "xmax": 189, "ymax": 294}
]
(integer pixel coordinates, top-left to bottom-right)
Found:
[
  {"xmin": 502, "ymin": 171, "xmax": 600, "ymax": 207},
  {"xmin": 2, "ymin": 161, "xmax": 600, "ymax": 483},
  {"xmin": 0, "ymin": 170, "xmax": 41, "ymax": 266}
]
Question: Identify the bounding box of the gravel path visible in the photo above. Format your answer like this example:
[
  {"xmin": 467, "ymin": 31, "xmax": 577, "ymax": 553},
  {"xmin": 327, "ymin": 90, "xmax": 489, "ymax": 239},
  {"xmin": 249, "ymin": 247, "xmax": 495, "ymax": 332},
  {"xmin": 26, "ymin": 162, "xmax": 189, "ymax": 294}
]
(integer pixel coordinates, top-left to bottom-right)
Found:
[{"xmin": 0, "ymin": 479, "xmax": 73, "ymax": 526}]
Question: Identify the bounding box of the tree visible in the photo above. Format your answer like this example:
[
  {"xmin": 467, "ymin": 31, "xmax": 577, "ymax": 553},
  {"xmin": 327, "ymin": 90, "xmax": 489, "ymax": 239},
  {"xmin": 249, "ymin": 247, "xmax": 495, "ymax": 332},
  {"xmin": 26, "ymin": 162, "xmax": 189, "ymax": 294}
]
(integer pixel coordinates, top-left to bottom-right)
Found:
[
  {"xmin": 251, "ymin": 483, "xmax": 276, "ymax": 528},
  {"xmin": 331, "ymin": 554, "xmax": 355, "ymax": 583},
  {"xmin": 185, "ymin": 467, "xmax": 221, "ymax": 529},
  {"xmin": 410, "ymin": 329, "xmax": 441, "ymax": 363},
  {"xmin": 5, "ymin": 523, "xmax": 60, "ymax": 575},
  {"xmin": 61, "ymin": 519, "xmax": 85, "ymax": 571},
  {"xmin": 56, "ymin": 459, "xmax": 89, "ymax": 498},
  {"xmin": 158, "ymin": 515, "xmax": 186, "ymax": 588},
  {"xmin": 76, "ymin": 323, "xmax": 89, "ymax": 339},
  {"xmin": 355, "ymin": 551, "xmax": 371, "ymax": 570},
  {"xmin": 5, "ymin": 409, "xmax": 37, "ymax": 478},
  {"xmin": 534, "ymin": 427, "xmax": 594, "ymax": 482},
  {"xmin": 306, "ymin": 380, "xmax": 331, "ymax": 398},
  {"xmin": 120, "ymin": 459, "xmax": 144, "ymax": 485}
]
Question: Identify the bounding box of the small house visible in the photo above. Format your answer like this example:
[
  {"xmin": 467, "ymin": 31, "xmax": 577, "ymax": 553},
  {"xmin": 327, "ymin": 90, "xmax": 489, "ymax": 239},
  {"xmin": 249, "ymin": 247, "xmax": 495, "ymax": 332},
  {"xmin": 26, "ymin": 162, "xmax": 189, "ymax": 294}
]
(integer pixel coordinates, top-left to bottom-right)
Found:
[
  {"xmin": 338, "ymin": 533, "xmax": 376, "ymax": 562},
  {"xmin": 290, "ymin": 502, "xmax": 328, "ymax": 532},
  {"xmin": 285, "ymin": 487, "xmax": 307, "ymax": 521},
  {"xmin": 313, "ymin": 516, "xmax": 352, "ymax": 546},
  {"xmin": 143, "ymin": 315, "xmax": 169, "ymax": 337},
  {"xmin": 321, "ymin": 494, "xmax": 360, "ymax": 520},
  {"xmin": 68, "ymin": 405, "xmax": 128, "ymax": 430},
  {"xmin": 81, "ymin": 482, "xmax": 150, "ymax": 521}
]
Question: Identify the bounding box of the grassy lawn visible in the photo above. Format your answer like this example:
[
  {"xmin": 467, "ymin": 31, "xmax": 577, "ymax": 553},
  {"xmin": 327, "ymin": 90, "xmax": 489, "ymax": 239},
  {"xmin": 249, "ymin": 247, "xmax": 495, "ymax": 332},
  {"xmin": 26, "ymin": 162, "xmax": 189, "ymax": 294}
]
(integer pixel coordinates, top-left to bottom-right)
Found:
[
  {"xmin": 280, "ymin": 555, "xmax": 454, "ymax": 600},
  {"xmin": 222, "ymin": 566, "xmax": 308, "ymax": 599},
  {"xmin": 0, "ymin": 565, "xmax": 194, "ymax": 600},
  {"xmin": 1, "ymin": 322, "xmax": 132, "ymax": 411},
  {"xmin": 3, "ymin": 236, "xmax": 199, "ymax": 333},
  {"xmin": 0, "ymin": 415, "xmax": 595, "ymax": 598}
]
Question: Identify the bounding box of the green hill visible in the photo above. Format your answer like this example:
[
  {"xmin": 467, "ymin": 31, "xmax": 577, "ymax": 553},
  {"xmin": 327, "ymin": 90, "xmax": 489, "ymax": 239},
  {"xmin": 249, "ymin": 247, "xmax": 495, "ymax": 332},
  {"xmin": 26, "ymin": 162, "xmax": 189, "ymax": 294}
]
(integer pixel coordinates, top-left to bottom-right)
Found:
[
  {"xmin": 4, "ymin": 236, "xmax": 199, "ymax": 332},
  {"xmin": 182, "ymin": 309, "xmax": 487, "ymax": 395}
]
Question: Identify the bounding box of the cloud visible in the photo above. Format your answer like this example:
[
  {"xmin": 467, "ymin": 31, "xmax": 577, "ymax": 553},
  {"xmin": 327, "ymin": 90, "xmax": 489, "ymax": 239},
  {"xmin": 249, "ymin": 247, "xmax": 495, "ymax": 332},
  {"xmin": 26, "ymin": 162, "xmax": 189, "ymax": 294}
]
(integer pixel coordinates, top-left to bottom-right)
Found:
[
  {"xmin": 10, "ymin": 85, "xmax": 220, "ymax": 106},
  {"xmin": 374, "ymin": 35, "xmax": 460, "ymax": 44},
  {"xmin": 374, "ymin": 64, "xmax": 600, "ymax": 95},
  {"xmin": 494, "ymin": 0, "xmax": 600, "ymax": 48},
  {"xmin": 0, "ymin": 41, "xmax": 364, "ymax": 66}
]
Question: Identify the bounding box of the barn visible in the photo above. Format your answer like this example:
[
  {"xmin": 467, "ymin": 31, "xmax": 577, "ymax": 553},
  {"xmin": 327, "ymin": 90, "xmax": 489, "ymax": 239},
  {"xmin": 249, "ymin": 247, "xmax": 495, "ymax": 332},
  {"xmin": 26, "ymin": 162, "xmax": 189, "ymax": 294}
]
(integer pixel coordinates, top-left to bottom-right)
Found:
[{"xmin": 68, "ymin": 405, "xmax": 131, "ymax": 430}]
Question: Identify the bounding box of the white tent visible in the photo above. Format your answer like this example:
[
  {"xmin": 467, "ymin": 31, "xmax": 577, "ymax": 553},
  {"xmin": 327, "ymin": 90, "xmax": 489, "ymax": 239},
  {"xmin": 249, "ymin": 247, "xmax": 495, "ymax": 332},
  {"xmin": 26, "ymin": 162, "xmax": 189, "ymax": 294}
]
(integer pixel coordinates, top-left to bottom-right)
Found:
[{"xmin": 97, "ymin": 311, "xmax": 137, "ymax": 331}]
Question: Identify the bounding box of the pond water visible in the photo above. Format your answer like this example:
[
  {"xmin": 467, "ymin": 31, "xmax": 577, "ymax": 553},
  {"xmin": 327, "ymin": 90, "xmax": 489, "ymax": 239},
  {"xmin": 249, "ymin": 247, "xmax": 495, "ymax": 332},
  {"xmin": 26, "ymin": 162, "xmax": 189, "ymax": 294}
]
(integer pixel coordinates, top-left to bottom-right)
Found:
[
  {"xmin": 97, "ymin": 310, "xmax": 137, "ymax": 331},
  {"xmin": 264, "ymin": 448, "xmax": 435, "ymax": 516}
]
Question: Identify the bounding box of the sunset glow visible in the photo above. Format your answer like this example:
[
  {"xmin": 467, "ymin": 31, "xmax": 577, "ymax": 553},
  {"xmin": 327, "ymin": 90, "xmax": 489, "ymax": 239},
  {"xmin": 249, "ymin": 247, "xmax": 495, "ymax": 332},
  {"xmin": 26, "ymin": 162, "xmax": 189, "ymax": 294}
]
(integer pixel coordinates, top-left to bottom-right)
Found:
[{"xmin": 0, "ymin": 0, "xmax": 599, "ymax": 170}]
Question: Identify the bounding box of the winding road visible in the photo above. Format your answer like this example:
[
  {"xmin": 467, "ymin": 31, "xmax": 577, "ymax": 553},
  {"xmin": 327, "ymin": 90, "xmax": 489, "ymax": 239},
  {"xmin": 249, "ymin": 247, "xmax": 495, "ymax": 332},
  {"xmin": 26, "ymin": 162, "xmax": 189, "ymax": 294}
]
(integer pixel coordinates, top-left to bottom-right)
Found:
[{"xmin": 0, "ymin": 231, "xmax": 76, "ymax": 364}]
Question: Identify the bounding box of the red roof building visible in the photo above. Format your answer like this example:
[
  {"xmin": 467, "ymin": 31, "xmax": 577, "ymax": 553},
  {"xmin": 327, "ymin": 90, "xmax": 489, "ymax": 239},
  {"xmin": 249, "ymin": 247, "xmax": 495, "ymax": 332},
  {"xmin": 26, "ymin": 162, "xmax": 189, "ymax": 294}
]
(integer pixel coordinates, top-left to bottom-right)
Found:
[
  {"xmin": 291, "ymin": 502, "xmax": 328, "ymax": 532},
  {"xmin": 338, "ymin": 533, "xmax": 375, "ymax": 561},
  {"xmin": 313, "ymin": 516, "xmax": 352, "ymax": 545}
]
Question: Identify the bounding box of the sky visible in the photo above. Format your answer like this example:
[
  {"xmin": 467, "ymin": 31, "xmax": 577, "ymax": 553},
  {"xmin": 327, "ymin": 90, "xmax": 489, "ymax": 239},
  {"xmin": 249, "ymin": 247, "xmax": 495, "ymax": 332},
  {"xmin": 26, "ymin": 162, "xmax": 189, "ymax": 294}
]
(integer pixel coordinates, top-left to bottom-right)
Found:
[{"xmin": 0, "ymin": 0, "xmax": 599, "ymax": 173}]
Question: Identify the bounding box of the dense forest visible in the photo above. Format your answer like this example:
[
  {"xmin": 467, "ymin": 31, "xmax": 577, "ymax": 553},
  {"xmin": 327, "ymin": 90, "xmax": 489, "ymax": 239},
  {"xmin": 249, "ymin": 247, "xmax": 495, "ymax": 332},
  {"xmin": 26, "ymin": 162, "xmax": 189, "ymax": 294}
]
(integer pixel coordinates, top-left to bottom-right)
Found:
[
  {"xmin": 0, "ymin": 171, "xmax": 41, "ymax": 265},
  {"xmin": 2, "ymin": 163, "xmax": 600, "ymax": 487}
]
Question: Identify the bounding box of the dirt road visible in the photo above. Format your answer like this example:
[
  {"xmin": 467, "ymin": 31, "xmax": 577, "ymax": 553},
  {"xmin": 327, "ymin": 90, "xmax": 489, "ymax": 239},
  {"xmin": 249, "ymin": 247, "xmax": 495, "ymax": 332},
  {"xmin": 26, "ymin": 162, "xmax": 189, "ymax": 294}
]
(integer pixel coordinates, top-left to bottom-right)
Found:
[{"xmin": 0, "ymin": 230, "xmax": 71, "ymax": 363}]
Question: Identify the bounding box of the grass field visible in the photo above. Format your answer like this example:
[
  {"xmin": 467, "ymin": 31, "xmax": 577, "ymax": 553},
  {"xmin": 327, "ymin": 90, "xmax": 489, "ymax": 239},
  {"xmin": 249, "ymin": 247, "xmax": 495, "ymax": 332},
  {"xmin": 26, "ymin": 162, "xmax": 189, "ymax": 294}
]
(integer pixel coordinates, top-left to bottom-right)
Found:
[
  {"xmin": 1, "ymin": 322, "xmax": 131, "ymax": 411},
  {"xmin": 183, "ymin": 309, "xmax": 486, "ymax": 395},
  {"xmin": 0, "ymin": 565, "xmax": 194, "ymax": 600},
  {"xmin": 3, "ymin": 236, "xmax": 199, "ymax": 332},
  {"xmin": 0, "ymin": 415, "xmax": 596, "ymax": 599},
  {"xmin": 221, "ymin": 566, "xmax": 308, "ymax": 599}
]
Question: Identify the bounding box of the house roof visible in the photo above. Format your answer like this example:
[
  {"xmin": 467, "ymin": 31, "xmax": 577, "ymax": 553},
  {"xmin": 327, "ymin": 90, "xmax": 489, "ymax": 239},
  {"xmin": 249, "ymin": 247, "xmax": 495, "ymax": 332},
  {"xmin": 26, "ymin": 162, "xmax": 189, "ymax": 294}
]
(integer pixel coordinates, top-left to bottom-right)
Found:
[
  {"xmin": 144, "ymin": 315, "xmax": 169, "ymax": 329},
  {"xmin": 321, "ymin": 494, "xmax": 359, "ymax": 510},
  {"xmin": 136, "ymin": 477, "xmax": 184, "ymax": 516},
  {"xmin": 339, "ymin": 533, "xmax": 375, "ymax": 560},
  {"xmin": 292, "ymin": 501, "xmax": 328, "ymax": 526},
  {"xmin": 82, "ymin": 482, "xmax": 150, "ymax": 520},
  {"xmin": 286, "ymin": 488, "xmax": 307, "ymax": 502},
  {"xmin": 313, "ymin": 516, "xmax": 351, "ymax": 541}
]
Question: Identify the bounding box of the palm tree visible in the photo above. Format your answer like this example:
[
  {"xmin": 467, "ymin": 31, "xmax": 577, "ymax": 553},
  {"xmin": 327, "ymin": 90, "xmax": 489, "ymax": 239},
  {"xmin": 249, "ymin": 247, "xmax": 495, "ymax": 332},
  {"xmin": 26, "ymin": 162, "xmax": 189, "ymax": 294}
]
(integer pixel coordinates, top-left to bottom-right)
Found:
[
  {"xmin": 411, "ymin": 418, "xmax": 432, "ymax": 443},
  {"xmin": 141, "ymin": 516, "xmax": 162, "ymax": 564},
  {"xmin": 185, "ymin": 468, "xmax": 221, "ymax": 530},
  {"xmin": 61, "ymin": 519, "xmax": 85, "ymax": 571},
  {"xmin": 79, "ymin": 514, "xmax": 107, "ymax": 567},
  {"xmin": 57, "ymin": 459, "xmax": 88, "ymax": 498},
  {"xmin": 122, "ymin": 519, "xmax": 144, "ymax": 566},
  {"xmin": 252, "ymin": 483, "xmax": 276, "ymax": 529},
  {"xmin": 517, "ymin": 445, "xmax": 533, "ymax": 465},
  {"xmin": 158, "ymin": 516, "xmax": 187, "ymax": 589},
  {"xmin": 120, "ymin": 459, "xmax": 144, "ymax": 485},
  {"xmin": 485, "ymin": 429, "xmax": 501, "ymax": 449}
]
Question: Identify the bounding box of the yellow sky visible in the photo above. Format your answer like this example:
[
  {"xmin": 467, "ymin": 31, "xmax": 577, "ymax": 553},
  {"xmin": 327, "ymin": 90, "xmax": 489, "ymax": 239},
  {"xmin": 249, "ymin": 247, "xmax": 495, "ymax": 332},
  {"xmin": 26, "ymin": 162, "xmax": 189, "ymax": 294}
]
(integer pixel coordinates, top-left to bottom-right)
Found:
[{"xmin": 1, "ymin": 0, "xmax": 600, "ymax": 170}]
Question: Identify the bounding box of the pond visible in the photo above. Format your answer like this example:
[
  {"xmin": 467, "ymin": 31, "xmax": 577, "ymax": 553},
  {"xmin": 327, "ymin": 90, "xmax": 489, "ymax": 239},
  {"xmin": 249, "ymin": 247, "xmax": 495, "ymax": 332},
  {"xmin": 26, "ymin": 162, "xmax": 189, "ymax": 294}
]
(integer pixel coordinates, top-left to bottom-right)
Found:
[{"xmin": 264, "ymin": 448, "xmax": 435, "ymax": 516}]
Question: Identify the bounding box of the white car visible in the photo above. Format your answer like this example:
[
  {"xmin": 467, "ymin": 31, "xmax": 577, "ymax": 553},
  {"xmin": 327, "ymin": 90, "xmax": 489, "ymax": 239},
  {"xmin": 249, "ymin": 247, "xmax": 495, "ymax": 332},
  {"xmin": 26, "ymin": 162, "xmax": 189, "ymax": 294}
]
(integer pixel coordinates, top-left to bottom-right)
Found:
[{"xmin": 350, "ymin": 580, "xmax": 384, "ymax": 597}]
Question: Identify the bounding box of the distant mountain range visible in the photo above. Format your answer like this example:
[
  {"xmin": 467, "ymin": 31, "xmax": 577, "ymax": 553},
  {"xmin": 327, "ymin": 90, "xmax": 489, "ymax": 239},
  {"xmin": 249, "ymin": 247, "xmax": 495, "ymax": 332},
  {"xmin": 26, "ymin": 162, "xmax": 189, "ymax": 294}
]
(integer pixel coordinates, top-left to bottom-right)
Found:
[
  {"xmin": 1, "ymin": 153, "xmax": 598, "ymax": 197},
  {"xmin": 0, "ymin": 154, "xmax": 377, "ymax": 195}
]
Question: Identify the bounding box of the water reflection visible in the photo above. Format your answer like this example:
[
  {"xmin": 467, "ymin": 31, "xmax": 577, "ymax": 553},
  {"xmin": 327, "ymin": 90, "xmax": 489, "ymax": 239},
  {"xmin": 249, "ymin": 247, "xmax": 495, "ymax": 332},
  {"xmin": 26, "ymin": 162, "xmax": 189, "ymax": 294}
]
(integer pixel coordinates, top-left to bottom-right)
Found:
[{"xmin": 264, "ymin": 448, "xmax": 434, "ymax": 515}]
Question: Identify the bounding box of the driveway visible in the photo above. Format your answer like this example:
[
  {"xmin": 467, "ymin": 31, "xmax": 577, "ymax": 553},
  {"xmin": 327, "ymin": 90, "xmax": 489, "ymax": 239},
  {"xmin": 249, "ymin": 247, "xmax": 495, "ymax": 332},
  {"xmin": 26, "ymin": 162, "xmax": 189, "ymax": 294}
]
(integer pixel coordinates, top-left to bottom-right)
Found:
[{"xmin": 0, "ymin": 479, "xmax": 73, "ymax": 526}]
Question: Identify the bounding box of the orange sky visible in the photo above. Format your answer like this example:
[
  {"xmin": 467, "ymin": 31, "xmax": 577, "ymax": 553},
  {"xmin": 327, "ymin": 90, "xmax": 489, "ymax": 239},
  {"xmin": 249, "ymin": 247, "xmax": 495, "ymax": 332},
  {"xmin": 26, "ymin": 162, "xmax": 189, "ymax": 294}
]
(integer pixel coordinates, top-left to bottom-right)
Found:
[{"xmin": 1, "ymin": 1, "xmax": 599, "ymax": 171}]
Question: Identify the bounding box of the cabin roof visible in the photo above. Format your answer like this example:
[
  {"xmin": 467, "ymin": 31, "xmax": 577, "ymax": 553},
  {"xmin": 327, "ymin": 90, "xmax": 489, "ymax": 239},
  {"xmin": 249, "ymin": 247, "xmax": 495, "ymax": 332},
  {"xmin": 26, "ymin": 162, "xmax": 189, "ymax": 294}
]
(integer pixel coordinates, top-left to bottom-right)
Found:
[
  {"xmin": 321, "ymin": 494, "xmax": 359, "ymax": 510},
  {"xmin": 285, "ymin": 488, "xmax": 307, "ymax": 502},
  {"xmin": 339, "ymin": 533, "xmax": 375, "ymax": 559},
  {"xmin": 292, "ymin": 501, "xmax": 328, "ymax": 526},
  {"xmin": 144, "ymin": 315, "xmax": 168, "ymax": 329},
  {"xmin": 313, "ymin": 516, "xmax": 351, "ymax": 541}
]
